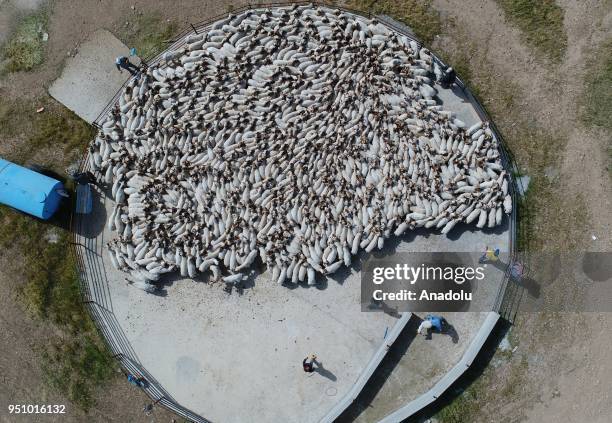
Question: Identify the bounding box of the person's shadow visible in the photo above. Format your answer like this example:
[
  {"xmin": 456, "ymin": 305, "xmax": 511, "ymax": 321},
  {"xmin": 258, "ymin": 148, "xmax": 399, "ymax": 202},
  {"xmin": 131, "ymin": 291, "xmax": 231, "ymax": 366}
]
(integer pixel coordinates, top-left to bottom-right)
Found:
[
  {"xmin": 366, "ymin": 299, "xmax": 402, "ymax": 319},
  {"xmin": 444, "ymin": 323, "xmax": 459, "ymax": 344},
  {"xmin": 424, "ymin": 319, "xmax": 459, "ymax": 344},
  {"xmin": 313, "ymin": 359, "xmax": 337, "ymax": 382},
  {"xmin": 490, "ymin": 258, "xmax": 541, "ymax": 299}
]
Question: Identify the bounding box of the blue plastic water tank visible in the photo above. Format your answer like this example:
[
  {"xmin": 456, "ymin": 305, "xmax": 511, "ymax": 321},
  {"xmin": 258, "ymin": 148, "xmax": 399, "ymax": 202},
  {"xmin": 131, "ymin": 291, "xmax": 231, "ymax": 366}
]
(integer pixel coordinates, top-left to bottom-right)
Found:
[{"xmin": 0, "ymin": 158, "xmax": 63, "ymax": 220}]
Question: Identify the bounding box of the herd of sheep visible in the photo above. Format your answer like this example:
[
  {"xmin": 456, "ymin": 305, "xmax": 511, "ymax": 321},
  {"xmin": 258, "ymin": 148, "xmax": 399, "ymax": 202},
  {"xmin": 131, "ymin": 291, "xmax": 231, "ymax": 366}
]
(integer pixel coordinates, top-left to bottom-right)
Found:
[{"xmin": 89, "ymin": 5, "xmax": 512, "ymax": 290}]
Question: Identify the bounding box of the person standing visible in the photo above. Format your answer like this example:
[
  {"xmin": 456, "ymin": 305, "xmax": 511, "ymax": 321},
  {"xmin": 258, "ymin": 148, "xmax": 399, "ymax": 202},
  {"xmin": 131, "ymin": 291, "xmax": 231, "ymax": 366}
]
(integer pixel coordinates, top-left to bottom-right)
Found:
[
  {"xmin": 417, "ymin": 319, "xmax": 433, "ymax": 337},
  {"xmin": 418, "ymin": 315, "xmax": 447, "ymax": 337},
  {"xmin": 302, "ymin": 354, "xmax": 317, "ymax": 373},
  {"xmin": 115, "ymin": 55, "xmax": 140, "ymax": 76},
  {"xmin": 479, "ymin": 246, "xmax": 500, "ymax": 263}
]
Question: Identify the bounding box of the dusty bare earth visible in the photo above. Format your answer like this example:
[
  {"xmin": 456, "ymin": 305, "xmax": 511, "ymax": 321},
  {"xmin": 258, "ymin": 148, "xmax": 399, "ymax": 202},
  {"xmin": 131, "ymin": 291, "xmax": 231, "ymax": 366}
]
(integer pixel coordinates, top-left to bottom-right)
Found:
[
  {"xmin": 0, "ymin": 0, "xmax": 610, "ymax": 422},
  {"xmin": 0, "ymin": 259, "xmax": 181, "ymax": 423},
  {"xmin": 429, "ymin": 0, "xmax": 612, "ymax": 422}
]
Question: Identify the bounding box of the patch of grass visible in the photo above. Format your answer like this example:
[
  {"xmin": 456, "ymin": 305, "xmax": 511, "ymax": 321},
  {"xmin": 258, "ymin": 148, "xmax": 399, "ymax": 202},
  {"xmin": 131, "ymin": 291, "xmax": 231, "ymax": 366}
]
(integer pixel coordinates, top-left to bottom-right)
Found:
[
  {"xmin": 496, "ymin": 0, "xmax": 567, "ymax": 63},
  {"xmin": 347, "ymin": 0, "xmax": 442, "ymax": 45},
  {"xmin": 0, "ymin": 203, "xmax": 117, "ymax": 410},
  {"xmin": 2, "ymin": 11, "xmax": 48, "ymax": 72},
  {"xmin": 0, "ymin": 97, "xmax": 96, "ymax": 169},
  {"xmin": 28, "ymin": 108, "xmax": 97, "ymax": 158},
  {"xmin": 0, "ymin": 95, "xmax": 113, "ymax": 410},
  {"xmin": 581, "ymin": 38, "xmax": 612, "ymax": 177},
  {"xmin": 498, "ymin": 356, "xmax": 527, "ymax": 398},
  {"xmin": 0, "ymin": 204, "xmax": 89, "ymax": 335},
  {"xmin": 436, "ymin": 346, "xmax": 530, "ymax": 423},
  {"xmin": 16, "ymin": 225, "xmax": 84, "ymax": 328},
  {"xmin": 437, "ymin": 381, "xmax": 484, "ymax": 423},
  {"xmin": 0, "ymin": 100, "xmax": 31, "ymax": 137},
  {"xmin": 582, "ymin": 38, "xmax": 612, "ymax": 131},
  {"xmin": 516, "ymin": 171, "xmax": 571, "ymax": 251},
  {"xmin": 119, "ymin": 13, "xmax": 178, "ymax": 60},
  {"xmin": 42, "ymin": 335, "xmax": 115, "ymax": 410}
]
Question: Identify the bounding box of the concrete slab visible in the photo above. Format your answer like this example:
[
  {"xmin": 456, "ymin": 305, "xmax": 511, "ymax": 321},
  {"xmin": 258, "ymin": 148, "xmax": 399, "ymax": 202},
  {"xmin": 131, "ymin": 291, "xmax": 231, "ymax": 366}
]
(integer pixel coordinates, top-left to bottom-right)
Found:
[
  {"xmin": 338, "ymin": 312, "xmax": 489, "ymax": 422},
  {"xmin": 78, "ymin": 186, "xmax": 508, "ymax": 423},
  {"xmin": 81, "ymin": 186, "xmax": 403, "ymax": 423},
  {"xmin": 48, "ymin": 29, "xmax": 138, "ymax": 123}
]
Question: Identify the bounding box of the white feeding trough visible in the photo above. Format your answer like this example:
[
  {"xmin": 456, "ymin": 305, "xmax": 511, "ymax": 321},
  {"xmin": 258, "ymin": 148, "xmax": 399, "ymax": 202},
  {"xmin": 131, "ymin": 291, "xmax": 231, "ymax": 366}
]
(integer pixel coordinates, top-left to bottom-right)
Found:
[{"xmin": 90, "ymin": 5, "xmax": 512, "ymax": 288}]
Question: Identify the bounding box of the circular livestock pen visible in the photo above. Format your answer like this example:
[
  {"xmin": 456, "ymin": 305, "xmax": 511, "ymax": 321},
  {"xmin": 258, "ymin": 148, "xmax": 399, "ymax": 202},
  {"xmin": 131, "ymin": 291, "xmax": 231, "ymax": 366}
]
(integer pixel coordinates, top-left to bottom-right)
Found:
[
  {"xmin": 89, "ymin": 4, "xmax": 513, "ymax": 289},
  {"xmin": 72, "ymin": 3, "xmax": 519, "ymax": 422}
]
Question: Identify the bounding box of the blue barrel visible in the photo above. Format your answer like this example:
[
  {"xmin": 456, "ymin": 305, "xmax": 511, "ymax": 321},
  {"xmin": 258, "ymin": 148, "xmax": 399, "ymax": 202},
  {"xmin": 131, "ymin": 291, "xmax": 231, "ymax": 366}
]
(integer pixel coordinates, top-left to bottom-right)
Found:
[{"xmin": 0, "ymin": 158, "xmax": 63, "ymax": 220}]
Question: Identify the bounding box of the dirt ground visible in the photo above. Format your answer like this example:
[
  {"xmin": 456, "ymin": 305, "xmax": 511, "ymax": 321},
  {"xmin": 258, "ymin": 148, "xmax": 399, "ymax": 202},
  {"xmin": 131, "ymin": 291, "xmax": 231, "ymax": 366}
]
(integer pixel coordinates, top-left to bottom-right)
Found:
[
  {"xmin": 0, "ymin": 0, "xmax": 610, "ymax": 422},
  {"xmin": 429, "ymin": 0, "xmax": 612, "ymax": 422},
  {"xmin": 0, "ymin": 258, "xmax": 182, "ymax": 423},
  {"xmin": 0, "ymin": 2, "xmax": 248, "ymax": 422}
]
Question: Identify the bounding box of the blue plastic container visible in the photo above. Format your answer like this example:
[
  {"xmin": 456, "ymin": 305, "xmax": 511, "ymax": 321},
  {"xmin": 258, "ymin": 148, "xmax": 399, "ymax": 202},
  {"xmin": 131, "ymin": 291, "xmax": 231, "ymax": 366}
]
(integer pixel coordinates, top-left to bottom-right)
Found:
[{"xmin": 0, "ymin": 158, "xmax": 63, "ymax": 220}]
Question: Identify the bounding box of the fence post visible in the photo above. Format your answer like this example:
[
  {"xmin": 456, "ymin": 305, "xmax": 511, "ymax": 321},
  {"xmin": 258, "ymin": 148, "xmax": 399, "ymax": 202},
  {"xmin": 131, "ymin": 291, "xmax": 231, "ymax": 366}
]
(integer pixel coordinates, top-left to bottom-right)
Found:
[{"xmin": 190, "ymin": 23, "xmax": 198, "ymax": 34}]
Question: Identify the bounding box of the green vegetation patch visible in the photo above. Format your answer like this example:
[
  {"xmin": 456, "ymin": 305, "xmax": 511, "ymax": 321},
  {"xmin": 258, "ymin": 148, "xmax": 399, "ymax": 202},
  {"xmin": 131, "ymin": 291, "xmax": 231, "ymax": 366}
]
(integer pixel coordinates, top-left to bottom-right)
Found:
[
  {"xmin": 582, "ymin": 38, "xmax": 612, "ymax": 180},
  {"xmin": 27, "ymin": 108, "xmax": 97, "ymax": 158},
  {"xmin": 2, "ymin": 11, "xmax": 48, "ymax": 72},
  {"xmin": 119, "ymin": 13, "xmax": 178, "ymax": 60},
  {"xmin": 0, "ymin": 96, "xmax": 113, "ymax": 410},
  {"xmin": 42, "ymin": 335, "xmax": 115, "ymax": 410},
  {"xmin": 347, "ymin": 0, "xmax": 442, "ymax": 45},
  {"xmin": 0, "ymin": 202, "xmax": 116, "ymax": 410},
  {"xmin": 582, "ymin": 38, "xmax": 612, "ymax": 130},
  {"xmin": 0, "ymin": 97, "xmax": 96, "ymax": 169},
  {"xmin": 436, "ymin": 352, "xmax": 528, "ymax": 423},
  {"xmin": 0, "ymin": 98, "xmax": 31, "ymax": 137},
  {"xmin": 437, "ymin": 381, "xmax": 484, "ymax": 423},
  {"xmin": 496, "ymin": 0, "xmax": 567, "ymax": 63},
  {"xmin": 6, "ymin": 217, "xmax": 82, "ymax": 328}
]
